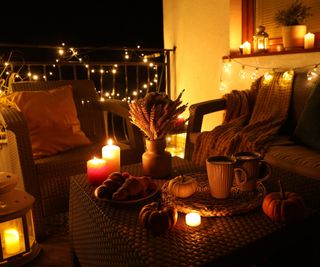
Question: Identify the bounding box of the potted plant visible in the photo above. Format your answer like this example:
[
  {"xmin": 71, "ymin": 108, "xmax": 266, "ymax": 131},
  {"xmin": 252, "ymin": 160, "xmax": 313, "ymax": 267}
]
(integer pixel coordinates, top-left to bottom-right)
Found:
[
  {"xmin": 128, "ymin": 90, "xmax": 187, "ymax": 178},
  {"xmin": 274, "ymin": 0, "xmax": 312, "ymax": 50}
]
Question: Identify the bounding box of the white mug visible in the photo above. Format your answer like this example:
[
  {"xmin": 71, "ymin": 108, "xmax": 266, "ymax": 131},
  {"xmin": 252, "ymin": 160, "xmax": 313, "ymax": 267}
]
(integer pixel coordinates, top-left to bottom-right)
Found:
[{"xmin": 206, "ymin": 156, "xmax": 248, "ymax": 199}]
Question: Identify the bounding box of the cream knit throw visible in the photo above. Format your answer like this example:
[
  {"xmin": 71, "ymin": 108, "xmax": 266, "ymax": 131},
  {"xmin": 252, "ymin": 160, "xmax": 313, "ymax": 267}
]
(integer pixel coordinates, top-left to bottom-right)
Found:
[{"xmin": 192, "ymin": 72, "xmax": 294, "ymax": 167}]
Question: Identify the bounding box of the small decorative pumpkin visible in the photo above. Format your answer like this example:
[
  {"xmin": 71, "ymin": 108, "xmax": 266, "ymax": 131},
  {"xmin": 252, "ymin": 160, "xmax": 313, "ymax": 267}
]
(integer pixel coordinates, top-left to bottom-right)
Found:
[
  {"xmin": 139, "ymin": 201, "xmax": 178, "ymax": 234},
  {"xmin": 262, "ymin": 180, "xmax": 306, "ymax": 223},
  {"xmin": 167, "ymin": 174, "xmax": 197, "ymax": 198}
]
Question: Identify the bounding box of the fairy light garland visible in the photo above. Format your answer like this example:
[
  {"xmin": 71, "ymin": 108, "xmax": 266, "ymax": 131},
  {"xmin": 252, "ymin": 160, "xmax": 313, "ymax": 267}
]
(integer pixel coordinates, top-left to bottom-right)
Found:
[
  {"xmin": 0, "ymin": 43, "xmax": 164, "ymax": 102},
  {"xmin": 220, "ymin": 57, "xmax": 320, "ymax": 91}
]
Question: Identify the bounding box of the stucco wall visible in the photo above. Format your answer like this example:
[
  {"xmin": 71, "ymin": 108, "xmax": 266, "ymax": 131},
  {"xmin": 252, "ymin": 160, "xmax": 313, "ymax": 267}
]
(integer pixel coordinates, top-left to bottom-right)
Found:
[{"xmin": 163, "ymin": 0, "xmax": 231, "ymax": 130}]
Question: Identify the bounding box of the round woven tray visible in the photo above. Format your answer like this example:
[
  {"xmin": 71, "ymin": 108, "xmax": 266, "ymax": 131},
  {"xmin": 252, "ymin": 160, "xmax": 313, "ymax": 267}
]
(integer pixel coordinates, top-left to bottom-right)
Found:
[{"xmin": 161, "ymin": 172, "xmax": 266, "ymax": 217}]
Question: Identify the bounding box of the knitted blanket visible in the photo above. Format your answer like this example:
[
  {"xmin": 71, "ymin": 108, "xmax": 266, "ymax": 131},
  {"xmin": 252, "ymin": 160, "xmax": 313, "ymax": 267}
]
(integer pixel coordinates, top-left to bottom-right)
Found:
[{"xmin": 192, "ymin": 72, "xmax": 294, "ymax": 167}]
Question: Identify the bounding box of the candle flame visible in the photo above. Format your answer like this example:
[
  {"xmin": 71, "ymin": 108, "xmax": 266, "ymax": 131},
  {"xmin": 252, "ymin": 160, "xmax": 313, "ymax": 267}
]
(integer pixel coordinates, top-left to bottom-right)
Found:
[{"xmin": 108, "ymin": 139, "xmax": 113, "ymax": 146}]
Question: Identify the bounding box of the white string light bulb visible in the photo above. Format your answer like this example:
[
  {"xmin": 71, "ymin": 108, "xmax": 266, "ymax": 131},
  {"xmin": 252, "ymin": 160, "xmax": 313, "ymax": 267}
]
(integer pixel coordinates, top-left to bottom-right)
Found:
[
  {"xmin": 239, "ymin": 66, "xmax": 246, "ymax": 80},
  {"xmin": 250, "ymin": 68, "xmax": 259, "ymax": 80},
  {"xmin": 223, "ymin": 60, "xmax": 232, "ymax": 74},
  {"xmin": 219, "ymin": 81, "xmax": 228, "ymax": 91}
]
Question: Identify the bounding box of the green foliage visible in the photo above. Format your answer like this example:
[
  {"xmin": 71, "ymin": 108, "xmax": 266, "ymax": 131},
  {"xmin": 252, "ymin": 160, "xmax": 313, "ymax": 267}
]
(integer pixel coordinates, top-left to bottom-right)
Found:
[{"xmin": 274, "ymin": 0, "xmax": 312, "ymax": 26}]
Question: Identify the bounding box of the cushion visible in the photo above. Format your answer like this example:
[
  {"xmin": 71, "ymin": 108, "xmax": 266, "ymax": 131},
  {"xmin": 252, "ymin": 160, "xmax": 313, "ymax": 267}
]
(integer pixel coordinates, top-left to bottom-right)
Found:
[
  {"xmin": 293, "ymin": 81, "xmax": 320, "ymax": 150},
  {"xmin": 10, "ymin": 85, "xmax": 91, "ymax": 158}
]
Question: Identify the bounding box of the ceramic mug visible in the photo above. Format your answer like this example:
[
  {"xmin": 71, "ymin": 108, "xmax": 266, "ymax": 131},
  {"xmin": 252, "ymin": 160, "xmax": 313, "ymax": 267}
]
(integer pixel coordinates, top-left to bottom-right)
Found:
[
  {"xmin": 206, "ymin": 156, "xmax": 248, "ymax": 199},
  {"xmin": 233, "ymin": 151, "xmax": 271, "ymax": 192}
]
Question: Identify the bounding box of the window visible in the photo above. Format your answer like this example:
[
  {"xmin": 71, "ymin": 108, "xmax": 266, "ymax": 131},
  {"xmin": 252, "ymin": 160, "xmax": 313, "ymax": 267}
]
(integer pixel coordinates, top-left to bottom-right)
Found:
[{"xmin": 242, "ymin": 0, "xmax": 320, "ymax": 50}]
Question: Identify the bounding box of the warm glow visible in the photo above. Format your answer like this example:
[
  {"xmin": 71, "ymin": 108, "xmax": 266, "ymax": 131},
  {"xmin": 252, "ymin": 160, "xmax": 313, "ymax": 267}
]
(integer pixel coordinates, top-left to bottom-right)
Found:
[
  {"xmin": 304, "ymin": 32, "xmax": 315, "ymax": 49},
  {"xmin": 186, "ymin": 212, "xmax": 201, "ymax": 227},
  {"xmin": 4, "ymin": 228, "xmax": 20, "ymax": 255},
  {"xmin": 283, "ymin": 70, "xmax": 294, "ymax": 81},
  {"xmin": 219, "ymin": 81, "xmax": 228, "ymax": 91},
  {"xmin": 86, "ymin": 157, "xmax": 108, "ymax": 185},
  {"xmin": 242, "ymin": 41, "xmax": 251, "ymax": 55},
  {"xmin": 264, "ymin": 72, "xmax": 273, "ymax": 82},
  {"xmin": 102, "ymin": 139, "xmax": 120, "ymax": 174}
]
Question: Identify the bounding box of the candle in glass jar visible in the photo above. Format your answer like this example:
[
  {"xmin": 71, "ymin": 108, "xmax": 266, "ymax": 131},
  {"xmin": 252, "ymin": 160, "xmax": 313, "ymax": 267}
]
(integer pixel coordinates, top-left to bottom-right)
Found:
[
  {"xmin": 4, "ymin": 228, "xmax": 20, "ymax": 255},
  {"xmin": 304, "ymin": 32, "xmax": 315, "ymax": 49},
  {"xmin": 87, "ymin": 157, "xmax": 108, "ymax": 185},
  {"xmin": 185, "ymin": 212, "xmax": 201, "ymax": 227},
  {"xmin": 102, "ymin": 139, "xmax": 120, "ymax": 173},
  {"xmin": 242, "ymin": 41, "xmax": 251, "ymax": 55}
]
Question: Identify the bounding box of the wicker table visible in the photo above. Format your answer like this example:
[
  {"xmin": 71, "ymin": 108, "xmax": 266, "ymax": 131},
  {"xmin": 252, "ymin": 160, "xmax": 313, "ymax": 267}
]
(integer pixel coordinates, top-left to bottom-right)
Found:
[{"xmin": 69, "ymin": 157, "xmax": 320, "ymax": 267}]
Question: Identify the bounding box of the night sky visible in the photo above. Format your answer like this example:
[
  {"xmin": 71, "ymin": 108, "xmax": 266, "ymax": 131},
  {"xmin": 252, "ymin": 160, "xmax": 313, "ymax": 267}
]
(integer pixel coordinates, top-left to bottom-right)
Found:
[{"xmin": 1, "ymin": 0, "xmax": 164, "ymax": 48}]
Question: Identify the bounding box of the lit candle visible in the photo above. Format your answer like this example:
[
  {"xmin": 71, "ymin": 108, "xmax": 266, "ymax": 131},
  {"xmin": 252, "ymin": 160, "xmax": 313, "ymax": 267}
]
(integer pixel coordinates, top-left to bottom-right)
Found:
[
  {"xmin": 185, "ymin": 212, "xmax": 201, "ymax": 227},
  {"xmin": 87, "ymin": 157, "xmax": 108, "ymax": 185},
  {"xmin": 102, "ymin": 139, "xmax": 120, "ymax": 173},
  {"xmin": 304, "ymin": 32, "xmax": 315, "ymax": 49},
  {"xmin": 174, "ymin": 114, "xmax": 185, "ymax": 130},
  {"xmin": 4, "ymin": 228, "xmax": 20, "ymax": 255},
  {"xmin": 242, "ymin": 41, "xmax": 251, "ymax": 55}
]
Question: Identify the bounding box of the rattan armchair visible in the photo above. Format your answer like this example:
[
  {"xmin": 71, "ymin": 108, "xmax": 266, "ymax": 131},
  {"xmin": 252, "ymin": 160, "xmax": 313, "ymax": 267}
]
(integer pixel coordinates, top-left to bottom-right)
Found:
[{"xmin": 0, "ymin": 80, "xmax": 144, "ymax": 241}]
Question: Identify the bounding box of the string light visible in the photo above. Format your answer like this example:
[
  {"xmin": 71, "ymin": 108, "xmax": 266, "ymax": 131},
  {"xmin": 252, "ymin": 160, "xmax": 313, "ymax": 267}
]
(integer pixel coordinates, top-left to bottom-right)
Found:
[
  {"xmin": 239, "ymin": 65, "xmax": 246, "ymax": 80},
  {"xmin": 0, "ymin": 44, "xmax": 168, "ymax": 101},
  {"xmin": 219, "ymin": 57, "xmax": 320, "ymax": 91}
]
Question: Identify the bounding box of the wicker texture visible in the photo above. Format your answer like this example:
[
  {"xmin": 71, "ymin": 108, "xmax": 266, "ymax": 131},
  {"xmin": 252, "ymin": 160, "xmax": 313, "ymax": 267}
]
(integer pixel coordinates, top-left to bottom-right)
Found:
[
  {"xmin": 0, "ymin": 80, "xmax": 144, "ymax": 241},
  {"xmin": 69, "ymin": 157, "xmax": 320, "ymax": 267},
  {"xmin": 161, "ymin": 173, "xmax": 266, "ymax": 217}
]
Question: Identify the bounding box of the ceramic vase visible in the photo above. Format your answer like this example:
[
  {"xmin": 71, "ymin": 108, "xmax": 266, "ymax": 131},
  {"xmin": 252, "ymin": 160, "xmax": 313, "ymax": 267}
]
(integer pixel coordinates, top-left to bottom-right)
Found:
[
  {"xmin": 142, "ymin": 138, "xmax": 172, "ymax": 179},
  {"xmin": 282, "ymin": 25, "xmax": 306, "ymax": 50}
]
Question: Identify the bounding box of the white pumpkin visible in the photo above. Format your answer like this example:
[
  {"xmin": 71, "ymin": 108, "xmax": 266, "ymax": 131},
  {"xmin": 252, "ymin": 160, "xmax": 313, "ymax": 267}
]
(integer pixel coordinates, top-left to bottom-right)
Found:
[{"xmin": 168, "ymin": 175, "xmax": 197, "ymax": 198}]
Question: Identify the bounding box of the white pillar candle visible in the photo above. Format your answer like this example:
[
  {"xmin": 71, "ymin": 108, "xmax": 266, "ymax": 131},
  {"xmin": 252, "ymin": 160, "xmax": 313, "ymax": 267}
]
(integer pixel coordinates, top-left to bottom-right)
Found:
[
  {"xmin": 102, "ymin": 139, "xmax": 120, "ymax": 173},
  {"xmin": 185, "ymin": 212, "xmax": 201, "ymax": 227},
  {"xmin": 242, "ymin": 41, "xmax": 251, "ymax": 55},
  {"xmin": 304, "ymin": 32, "xmax": 315, "ymax": 49},
  {"xmin": 4, "ymin": 228, "xmax": 20, "ymax": 255}
]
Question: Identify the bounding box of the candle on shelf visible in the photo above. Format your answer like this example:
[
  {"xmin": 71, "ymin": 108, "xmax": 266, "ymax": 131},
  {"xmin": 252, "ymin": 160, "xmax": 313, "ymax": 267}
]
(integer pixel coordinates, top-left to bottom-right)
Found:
[
  {"xmin": 102, "ymin": 139, "xmax": 120, "ymax": 173},
  {"xmin": 185, "ymin": 212, "xmax": 201, "ymax": 227},
  {"xmin": 87, "ymin": 157, "xmax": 108, "ymax": 185},
  {"xmin": 242, "ymin": 41, "xmax": 251, "ymax": 55},
  {"xmin": 304, "ymin": 32, "xmax": 315, "ymax": 49},
  {"xmin": 4, "ymin": 228, "xmax": 20, "ymax": 255}
]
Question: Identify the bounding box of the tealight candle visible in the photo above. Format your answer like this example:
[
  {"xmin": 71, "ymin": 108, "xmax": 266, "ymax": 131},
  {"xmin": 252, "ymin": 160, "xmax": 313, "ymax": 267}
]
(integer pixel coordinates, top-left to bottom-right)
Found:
[
  {"xmin": 185, "ymin": 212, "xmax": 201, "ymax": 227},
  {"xmin": 304, "ymin": 32, "xmax": 315, "ymax": 49},
  {"xmin": 87, "ymin": 157, "xmax": 108, "ymax": 185},
  {"xmin": 102, "ymin": 139, "xmax": 120, "ymax": 173}
]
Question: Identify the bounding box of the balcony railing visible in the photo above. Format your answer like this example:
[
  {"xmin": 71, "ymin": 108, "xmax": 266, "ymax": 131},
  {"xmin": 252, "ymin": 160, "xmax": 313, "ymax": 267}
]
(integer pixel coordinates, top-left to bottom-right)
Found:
[{"xmin": 0, "ymin": 44, "xmax": 175, "ymax": 101}]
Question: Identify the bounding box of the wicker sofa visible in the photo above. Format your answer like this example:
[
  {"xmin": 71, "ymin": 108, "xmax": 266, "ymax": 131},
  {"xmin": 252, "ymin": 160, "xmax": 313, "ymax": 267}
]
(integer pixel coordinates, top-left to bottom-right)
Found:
[
  {"xmin": 0, "ymin": 80, "xmax": 144, "ymax": 240},
  {"xmin": 185, "ymin": 71, "xmax": 320, "ymax": 180}
]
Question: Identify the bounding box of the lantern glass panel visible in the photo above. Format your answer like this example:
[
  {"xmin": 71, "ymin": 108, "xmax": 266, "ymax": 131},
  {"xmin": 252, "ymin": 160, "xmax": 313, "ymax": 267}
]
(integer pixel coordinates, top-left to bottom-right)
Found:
[
  {"xmin": 26, "ymin": 210, "xmax": 35, "ymax": 246},
  {"xmin": 0, "ymin": 218, "xmax": 26, "ymax": 259}
]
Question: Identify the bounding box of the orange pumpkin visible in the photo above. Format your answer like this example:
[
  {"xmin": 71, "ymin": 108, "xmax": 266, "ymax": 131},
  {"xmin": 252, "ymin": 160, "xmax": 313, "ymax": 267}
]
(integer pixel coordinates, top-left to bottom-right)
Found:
[
  {"xmin": 168, "ymin": 175, "xmax": 197, "ymax": 198},
  {"xmin": 262, "ymin": 180, "xmax": 306, "ymax": 223},
  {"xmin": 139, "ymin": 201, "xmax": 178, "ymax": 234}
]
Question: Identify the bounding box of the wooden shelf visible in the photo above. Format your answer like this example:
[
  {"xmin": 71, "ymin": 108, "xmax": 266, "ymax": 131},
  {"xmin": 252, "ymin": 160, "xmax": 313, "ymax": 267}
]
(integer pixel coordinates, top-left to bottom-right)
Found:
[{"xmin": 223, "ymin": 48, "xmax": 320, "ymax": 60}]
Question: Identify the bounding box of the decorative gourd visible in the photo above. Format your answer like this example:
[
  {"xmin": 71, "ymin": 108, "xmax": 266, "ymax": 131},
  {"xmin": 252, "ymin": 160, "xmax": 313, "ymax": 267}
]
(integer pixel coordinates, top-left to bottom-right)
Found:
[
  {"xmin": 262, "ymin": 180, "xmax": 306, "ymax": 223},
  {"xmin": 139, "ymin": 201, "xmax": 178, "ymax": 234},
  {"xmin": 167, "ymin": 175, "xmax": 197, "ymax": 198}
]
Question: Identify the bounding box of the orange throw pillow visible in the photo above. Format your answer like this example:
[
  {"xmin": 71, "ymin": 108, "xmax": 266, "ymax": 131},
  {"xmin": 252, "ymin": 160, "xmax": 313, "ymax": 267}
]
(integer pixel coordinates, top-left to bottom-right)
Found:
[{"xmin": 10, "ymin": 85, "xmax": 91, "ymax": 158}]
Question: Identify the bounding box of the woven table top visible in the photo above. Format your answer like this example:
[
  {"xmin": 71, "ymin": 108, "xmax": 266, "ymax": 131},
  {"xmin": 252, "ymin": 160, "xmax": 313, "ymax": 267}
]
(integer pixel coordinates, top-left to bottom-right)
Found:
[{"xmin": 69, "ymin": 157, "xmax": 320, "ymax": 267}]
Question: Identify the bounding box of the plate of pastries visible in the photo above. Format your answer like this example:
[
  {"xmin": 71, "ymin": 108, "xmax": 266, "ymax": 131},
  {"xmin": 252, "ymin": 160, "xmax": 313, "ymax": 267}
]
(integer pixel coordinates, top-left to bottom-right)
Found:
[{"xmin": 94, "ymin": 172, "xmax": 159, "ymax": 204}]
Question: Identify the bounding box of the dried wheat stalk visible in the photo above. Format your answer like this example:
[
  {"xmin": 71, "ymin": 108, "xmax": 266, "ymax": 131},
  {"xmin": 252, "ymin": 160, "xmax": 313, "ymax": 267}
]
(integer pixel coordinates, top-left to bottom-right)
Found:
[{"xmin": 129, "ymin": 90, "xmax": 187, "ymax": 140}]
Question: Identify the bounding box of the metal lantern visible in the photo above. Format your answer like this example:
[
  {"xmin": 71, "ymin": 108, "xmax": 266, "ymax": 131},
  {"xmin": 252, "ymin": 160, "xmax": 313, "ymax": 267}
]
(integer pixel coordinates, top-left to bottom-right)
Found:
[
  {"xmin": 0, "ymin": 172, "xmax": 40, "ymax": 266},
  {"xmin": 253, "ymin": 25, "xmax": 269, "ymax": 53}
]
